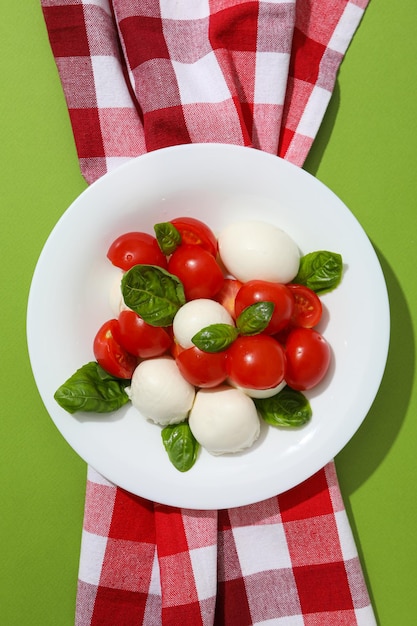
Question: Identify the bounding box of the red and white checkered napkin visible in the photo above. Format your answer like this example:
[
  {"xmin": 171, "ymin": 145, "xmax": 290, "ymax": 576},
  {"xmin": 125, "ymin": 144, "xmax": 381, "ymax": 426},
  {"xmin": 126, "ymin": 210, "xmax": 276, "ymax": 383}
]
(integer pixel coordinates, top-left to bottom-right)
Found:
[{"xmin": 41, "ymin": 1, "xmax": 375, "ymax": 624}]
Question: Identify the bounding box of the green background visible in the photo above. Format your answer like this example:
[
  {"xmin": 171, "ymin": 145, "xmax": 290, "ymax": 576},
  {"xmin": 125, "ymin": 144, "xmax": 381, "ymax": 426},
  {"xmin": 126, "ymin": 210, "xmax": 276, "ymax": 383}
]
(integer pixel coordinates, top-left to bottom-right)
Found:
[{"xmin": 1, "ymin": 1, "xmax": 416, "ymax": 624}]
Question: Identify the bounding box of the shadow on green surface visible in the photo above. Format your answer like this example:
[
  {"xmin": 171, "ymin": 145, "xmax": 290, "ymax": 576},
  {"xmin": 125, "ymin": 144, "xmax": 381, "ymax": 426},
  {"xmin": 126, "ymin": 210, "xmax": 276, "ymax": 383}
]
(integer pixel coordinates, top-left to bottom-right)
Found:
[
  {"xmin": 336, "ymin": 248, "xmax": 415, "ymax": 493},
  {"xmin": 335, "ymin": 249, "xmax": 414, "ymax": 624},
  {"xmin": 303, "ymin": 81, "xmax": 340, "ymax": 176},
  {"xmin": 305, "ymin": 77, "xmax": 415, "ymax": 493}
]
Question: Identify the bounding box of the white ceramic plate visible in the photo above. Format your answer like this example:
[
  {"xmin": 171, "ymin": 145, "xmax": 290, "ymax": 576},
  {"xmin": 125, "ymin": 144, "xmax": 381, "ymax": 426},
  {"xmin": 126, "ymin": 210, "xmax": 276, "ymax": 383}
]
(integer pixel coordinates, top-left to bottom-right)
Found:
[{"xmin": 27, "ymin": 144, "xmax": 389, "ymax": 509}]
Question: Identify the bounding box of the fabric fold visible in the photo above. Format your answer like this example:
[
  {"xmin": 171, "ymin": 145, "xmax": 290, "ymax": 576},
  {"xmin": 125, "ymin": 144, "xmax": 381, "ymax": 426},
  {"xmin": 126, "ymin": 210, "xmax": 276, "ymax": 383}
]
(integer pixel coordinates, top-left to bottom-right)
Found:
[{"xmin": 40, "ymin": 1, "xmax": 375, "ymax": 624}]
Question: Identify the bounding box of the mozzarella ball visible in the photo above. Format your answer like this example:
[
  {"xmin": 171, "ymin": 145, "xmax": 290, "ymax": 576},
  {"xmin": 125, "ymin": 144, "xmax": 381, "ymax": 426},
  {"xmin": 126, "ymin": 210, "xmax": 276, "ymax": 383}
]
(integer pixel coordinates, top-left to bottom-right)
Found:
[
  {"xmin": 189, "ymin": 385, "xmax": 260, "ymax": 455},
  {"xmin": 173, "ymin": 299, "xmax": 234, "ymax": 349},
  {"xmin": 127, "ymin": 356, "xmax": 195, "ymax": 425},
  {"xmin": 229, "ymin": 378, "xmax": 287, "ymax": 399},
  {"xmin": 218, "ymin": 220, "xmax": 300, "ymax": 283}
]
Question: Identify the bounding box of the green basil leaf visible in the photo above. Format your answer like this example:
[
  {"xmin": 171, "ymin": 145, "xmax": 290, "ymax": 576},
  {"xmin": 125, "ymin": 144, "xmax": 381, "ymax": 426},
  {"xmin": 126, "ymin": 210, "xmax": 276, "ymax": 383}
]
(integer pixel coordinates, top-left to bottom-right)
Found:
[
  {"xmin": 161, "ymin": 421, "xmax": 200, "ymax": 472},
  {"xmin": 154, "ymin": 222, "xmax": 182, "ymax": 255},
  {"xmin": 121, "ymin": 264, "xmax": 186, "ymax": 326},
  {"xmin": 54, "ymin": 361, "xmax": 131, "ymax": 414},
  {"xmin": 236, "ymin": 301, "xmax": 274, "ymax": 336},
  {"xmin": 254, "ymin": 386, "xmax": 312, "ymax": 428},
  {"xmin": 192, "ymin": 323, "xmax": 239, "ymax": 352},
  {"xmin": 292, "ymin": 251, "xmax": 343, "ymax": 294}
]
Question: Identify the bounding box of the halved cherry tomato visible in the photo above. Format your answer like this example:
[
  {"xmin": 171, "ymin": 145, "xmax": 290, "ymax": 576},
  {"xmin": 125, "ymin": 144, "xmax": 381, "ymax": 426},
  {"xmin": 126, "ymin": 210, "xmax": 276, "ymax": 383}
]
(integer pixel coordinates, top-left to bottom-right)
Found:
[
  {"xmin": 284, "ymin": 327, "xmax": 331, "ymax": 391},
  {"xmin": 226, "ymin": 335, "xmax": 286, "ymax": 390},
  {"xmin": 234, "ymin": 280, "xmax": 294, "ymax": 334},
  {"xmin": 93, "ymin": 319, "xmax": 137, "ymax": 379},
  {"xmin": 287, "ymin": 284, "xmax": 322, "ymax": 328},
  {"xmin": 168, "ymin": 244, "xmax": 224, "ymax": 300},
  {"xmin": 213, "ymin": 278, "xmax": 243, "ymax": 319},
  {"xmin": 107, "ymin": 232, "xmax": 167, "ymax": 271},
  {"xmin": 176, "ymin": 346, "xmax": 228, "ymax": 388},
  {"xmin": 171, "ymin": 217, "xmax": 217, "ymax": 257},
  {"xmin": 115, "ymin": 310, "xmax": 172, "ymax": 358}
]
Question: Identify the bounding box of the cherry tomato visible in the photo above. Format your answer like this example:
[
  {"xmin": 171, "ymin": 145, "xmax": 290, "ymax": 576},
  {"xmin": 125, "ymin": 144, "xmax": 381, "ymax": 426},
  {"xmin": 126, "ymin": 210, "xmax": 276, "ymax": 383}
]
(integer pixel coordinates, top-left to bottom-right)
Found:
[
  {"xmin": 213, "ymin": 278, "xmax": 243, "ymax": 319},
  {"xmin": 176, "ymin": 346, "xmax": 228, "ymax": 388},
  {"xmin": 287, "ymin": 284, "xmax": 322, "ymax": 328},
  {"xmin": 234, "ymin": 280, "xmax": 294, "ymax": 334},
  {"xmin": 226, "ymin": 335, "xmax": 286, "ymax": 390},
  {"xmin": 284, "ymin": 327, "xmax": 331, "ymax": 391},
  {"xmin": 115, "ymin": 310, "xmax": 172, "ymax": 358},
  {"xmin": 168, "ymin": 244, "xmax": 225, "ymax": 300},
  {"xmin": 107, "ymin": 231, "xmax": 168, "ymax": 271},
  {"xmin": 93, "ymin": 319, "xmax": 137, "ymax": 379},
  {"xmin": 171, "ymin": 217, "xmax": 217, "ymax": 257}
]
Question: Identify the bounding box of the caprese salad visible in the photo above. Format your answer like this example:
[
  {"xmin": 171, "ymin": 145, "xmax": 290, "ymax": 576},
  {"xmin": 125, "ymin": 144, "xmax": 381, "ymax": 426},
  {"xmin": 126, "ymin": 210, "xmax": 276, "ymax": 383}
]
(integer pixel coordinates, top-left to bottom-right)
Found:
[{"xmin": 54, "ymin": 216, "xmax": 343, "ymax": 471}]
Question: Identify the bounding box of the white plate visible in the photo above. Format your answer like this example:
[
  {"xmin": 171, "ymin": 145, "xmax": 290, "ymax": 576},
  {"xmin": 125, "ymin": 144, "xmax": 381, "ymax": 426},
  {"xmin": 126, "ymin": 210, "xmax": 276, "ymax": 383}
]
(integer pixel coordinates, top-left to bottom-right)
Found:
[{"xmin": 27, "ymin": 144, "xmax": 389, "ymax": 509}]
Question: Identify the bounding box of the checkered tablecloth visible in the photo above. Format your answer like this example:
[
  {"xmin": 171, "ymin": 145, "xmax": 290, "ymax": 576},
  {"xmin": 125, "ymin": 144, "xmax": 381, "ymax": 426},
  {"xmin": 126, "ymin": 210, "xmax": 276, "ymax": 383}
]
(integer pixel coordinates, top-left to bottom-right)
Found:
[{"xmin": 41, "ymin": 1, "xmax": 376, "ymax": 624}]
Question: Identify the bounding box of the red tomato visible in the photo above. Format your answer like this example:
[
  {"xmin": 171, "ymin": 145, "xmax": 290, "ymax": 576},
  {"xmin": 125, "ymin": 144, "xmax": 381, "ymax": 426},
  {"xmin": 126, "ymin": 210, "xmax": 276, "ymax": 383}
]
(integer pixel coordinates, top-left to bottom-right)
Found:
[
  {"xmin": 285, "ymin": 327, "xmax": 331, "ymax": 391},
  {"xmin": 226, "ymin": 335, "xmax": 286, "ymax": 390},
  {"xmin": 234, "ymin": 280, "xmax": 294, "ymax": 334},
  {"xmin": 214, "ymin": 278, "xmax": 243, "ymax": 319},
  {"xmin": 176, "ymin": 346, "xmax": 228, "ymax": 388},
  {"xmin": 107, "ymin": 231, "xmax": 167, "ymax": 271},
  {"xmin": 93, "ymin": 319, "xmax": 137, "ymax": 379},
  {"xmin": 170, "ymin": 341, "xmax": 183, "ymax": 360},
  {"xmin": 171, "ymin": 217, "xmax": 217, "ymax": 257},
  {"xmin": 168, "ymin": 244, "xmax": 225, "ymax": 300},
  {"xmin": 115, "ymin": 310, "xmax": 172, "ymax": 358},
  {"xmin": 287, "ymin": 284, "xmax": 322, "ymax": 328}
]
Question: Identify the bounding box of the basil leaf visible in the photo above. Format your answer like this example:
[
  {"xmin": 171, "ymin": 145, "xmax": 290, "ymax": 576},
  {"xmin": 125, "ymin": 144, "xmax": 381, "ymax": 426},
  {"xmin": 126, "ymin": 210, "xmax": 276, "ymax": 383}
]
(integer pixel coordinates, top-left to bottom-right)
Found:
[
  {"xmin": 54, "ymin": 361, "xmax": 131, "ymax": 414},
  {"xmin": 293, "ymin": 251, "xmax": 343, "ymax": 294},
  {"xmin": 236, "ymin": 301, "xmax": 274, "ymax": 336},
  {"xmin": 192, "ymin": 323, "xmax": 239, "ymax": 352},
  {"xmin": 254, "ymin": 386, "xmax": 312, "ymax": 428},
  {"xmin": 154, "ymin": 222, "xmax": 181, "ymax": 255},
  {"xmin": 121, "ymin": 264, "xmax": 186, "ymax": 326},
  {"xmin": 161, "ymin": 421, "xmax": 200, "ymax": 472}
]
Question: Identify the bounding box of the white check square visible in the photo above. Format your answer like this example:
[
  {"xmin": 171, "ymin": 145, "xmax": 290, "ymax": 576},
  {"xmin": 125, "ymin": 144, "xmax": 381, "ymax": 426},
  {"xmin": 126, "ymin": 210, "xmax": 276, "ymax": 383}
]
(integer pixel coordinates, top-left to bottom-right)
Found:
[
  {"xmin": 189, "ymin": 545, "xmax": 217, "ymax": 600},
  {"xmin": 77, "ymin": 530, "xmax": 108, "ymax": 586},
  {"xmin": 328, "ymin": 3, "xmax": 364, "ymax": 54},
  {"xmin": 335, "ymin": 510, "xmax": 361, "ymax": 562},
  {"xmin": 255, "ymin": 51, "xmax": 290, "ymax": 104},
  {"xmin": 255, "ymin": 618, "xmax": 304, "ymax": 626},
  {"xmin": 296, "ymin": 85, "xmax": 331, "ymax": 138},
  {"xmin": 92, "ymin": 56, "xmax": 135, "ymax": 108},
  {"xmin": 160, "ymin": 0, "xmax": 210, "ymax": 20},
  {"xmin": 173, "ymin": 52, "xmax": 231, "ymax": 104},
  {"xmin": 232, "ymin": 523, "xmax": 292, "ymax": 576},
  {"xmin": 83, "ymin": 0, "xmax": 112, "ymax": 14}
]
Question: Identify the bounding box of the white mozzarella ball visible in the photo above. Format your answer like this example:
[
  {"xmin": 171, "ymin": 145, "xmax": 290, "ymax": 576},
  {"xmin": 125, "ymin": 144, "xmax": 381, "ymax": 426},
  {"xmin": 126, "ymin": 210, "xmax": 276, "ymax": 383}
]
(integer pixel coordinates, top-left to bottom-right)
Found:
[
  {"xmin": 173, "ymin": 299, "xmax": 234, "ymax": 349},
  {"xmin": 229, "ymin": 378, "xmax": 287, "ymax": 399},
  {"xmin": 127, "ymin": 356, "xmax": 195, "ymax": 425},
  {"xmin": 189, "ymin": 385, "xmax": 260, "ymax": 455},
  {"xmin": 218, "ymin": 220, "xmax": 300, "ymax": 283}
]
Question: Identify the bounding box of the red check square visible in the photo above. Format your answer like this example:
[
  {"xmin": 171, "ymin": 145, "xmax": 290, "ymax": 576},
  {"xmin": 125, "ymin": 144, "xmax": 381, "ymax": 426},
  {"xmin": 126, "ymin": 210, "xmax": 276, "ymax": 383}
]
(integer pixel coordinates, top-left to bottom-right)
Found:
[
  {"xmin": 143, "ymin": 106, "xmax": 191, "ymax": 151},
  {"xmin": 90, "ymin": 586, "xmax": 148, "ymax": 626},
  {"xmin": 154, "ymin": 506, "xmax": 189, "ymax": 557},
  {"xmin": 290, "ymin": 28, "xmax": 327, "ymax": 85},
  {"xmin": 279, "ymin": 468, "xmax": 334, "ymax": 522},
  {"xmin": 108, "ymin": 490, "xmax": 155, "ymax": 543},
  {"xmin": 69, "ymin": 108, "xmax": 105, "ymax": 158},
  {"xmin": 215, "ymin": 576, "xmax": 252, "ymax": 625},
  {"xmin": 43, "ymin": 5, "xmax": 90, "ymax": 57},
  {"xmin": 119, "ymin": 16, "xmax": 169, "ymax": 69},
  {"xmin": 294, "ymin": 561, "xmax": 354, "ymax": 614},
  {"xmin": 209, "ymin": 3, "xmax": 259, "ymax": 53}
]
